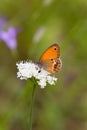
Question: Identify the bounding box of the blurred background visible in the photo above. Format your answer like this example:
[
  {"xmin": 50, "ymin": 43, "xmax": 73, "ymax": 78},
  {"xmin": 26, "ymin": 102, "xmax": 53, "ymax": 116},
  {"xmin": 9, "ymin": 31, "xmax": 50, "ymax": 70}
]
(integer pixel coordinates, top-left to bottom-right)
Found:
[{"xmin": 0, "ymin": 0, "xmax": 87, "ymax": 130}]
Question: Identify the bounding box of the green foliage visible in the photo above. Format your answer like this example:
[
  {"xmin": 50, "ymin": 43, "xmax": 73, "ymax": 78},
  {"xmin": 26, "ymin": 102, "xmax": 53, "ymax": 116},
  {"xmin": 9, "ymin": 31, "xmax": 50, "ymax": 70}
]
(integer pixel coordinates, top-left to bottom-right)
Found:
[{"xmin": 0, "ymin": 0, "xmax": 87, "ymax": 130}]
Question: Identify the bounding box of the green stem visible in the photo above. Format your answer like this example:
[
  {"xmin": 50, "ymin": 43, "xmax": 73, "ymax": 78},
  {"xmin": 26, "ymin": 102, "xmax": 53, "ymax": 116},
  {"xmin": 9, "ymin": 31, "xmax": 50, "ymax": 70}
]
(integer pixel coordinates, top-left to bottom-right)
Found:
[{"xmin": 29, "ymin": 83, "xmax": 36, "ymax": 130}]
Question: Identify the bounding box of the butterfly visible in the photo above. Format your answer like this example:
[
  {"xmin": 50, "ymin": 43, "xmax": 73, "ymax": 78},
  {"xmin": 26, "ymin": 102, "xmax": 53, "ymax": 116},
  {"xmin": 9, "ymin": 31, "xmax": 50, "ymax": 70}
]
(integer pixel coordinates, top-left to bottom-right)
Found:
[{"xmin": 36, "ymin": 43, "xmax": 62, "ymax": 74}]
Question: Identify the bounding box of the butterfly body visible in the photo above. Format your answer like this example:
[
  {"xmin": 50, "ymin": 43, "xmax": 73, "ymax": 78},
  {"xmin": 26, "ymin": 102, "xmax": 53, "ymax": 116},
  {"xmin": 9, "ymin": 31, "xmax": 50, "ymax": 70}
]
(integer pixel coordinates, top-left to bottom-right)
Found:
[{"xmin": 36, "ymin": 43, "xmax": 62, "ymax": 74}]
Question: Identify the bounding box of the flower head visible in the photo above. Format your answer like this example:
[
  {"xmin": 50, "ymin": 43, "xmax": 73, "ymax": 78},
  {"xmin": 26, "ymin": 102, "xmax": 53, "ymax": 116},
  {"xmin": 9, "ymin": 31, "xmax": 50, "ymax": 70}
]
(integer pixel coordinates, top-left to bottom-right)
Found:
[
  {"xmin": 33, "ymin": 26, "xmax": 46, "ymax": 43},
  {"xmin": 16, "ymin": 61, "xmax": 57, "ymax": 88},
  {"xmin": 0, "ymin": 17, "xmax": 21, "ymax": 50}
]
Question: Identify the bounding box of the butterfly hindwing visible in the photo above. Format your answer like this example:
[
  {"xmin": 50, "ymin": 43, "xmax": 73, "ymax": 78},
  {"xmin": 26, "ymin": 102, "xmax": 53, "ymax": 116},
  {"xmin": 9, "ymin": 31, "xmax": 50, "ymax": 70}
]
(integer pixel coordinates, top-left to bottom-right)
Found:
[{"xmin": 41, "ymin": 58, "xmax": 62, "ymax": 73}]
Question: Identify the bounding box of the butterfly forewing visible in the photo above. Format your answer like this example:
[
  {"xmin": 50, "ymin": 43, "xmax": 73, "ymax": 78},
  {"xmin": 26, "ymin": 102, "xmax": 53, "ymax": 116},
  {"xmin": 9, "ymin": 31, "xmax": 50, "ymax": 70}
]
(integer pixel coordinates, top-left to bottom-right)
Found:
[{"xmin": 39, "ymin": 44, "xmax": 60, "ymax": 61}]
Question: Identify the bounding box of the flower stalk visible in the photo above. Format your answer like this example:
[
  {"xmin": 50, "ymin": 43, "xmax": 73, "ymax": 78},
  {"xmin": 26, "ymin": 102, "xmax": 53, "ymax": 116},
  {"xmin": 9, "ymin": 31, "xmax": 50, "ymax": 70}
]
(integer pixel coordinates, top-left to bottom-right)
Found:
[{"xmin": 29, "ymin": 83, "xmax": 36, "ymax": 130}]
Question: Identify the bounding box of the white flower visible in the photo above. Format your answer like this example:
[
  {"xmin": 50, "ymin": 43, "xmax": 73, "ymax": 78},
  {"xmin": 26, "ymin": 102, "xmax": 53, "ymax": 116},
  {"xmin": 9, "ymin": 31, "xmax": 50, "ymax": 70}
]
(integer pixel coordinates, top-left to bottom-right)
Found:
[
  {"xmin": 16, "ymin": 61, "xmax": 57, "ymax": 88},
  {"xmin": 33, "ymin": 26, "xmax": 46, "ymax": 43},
  {"xmin": 43, "ymin": 0, "xmax": 52, "ymax": 6}
]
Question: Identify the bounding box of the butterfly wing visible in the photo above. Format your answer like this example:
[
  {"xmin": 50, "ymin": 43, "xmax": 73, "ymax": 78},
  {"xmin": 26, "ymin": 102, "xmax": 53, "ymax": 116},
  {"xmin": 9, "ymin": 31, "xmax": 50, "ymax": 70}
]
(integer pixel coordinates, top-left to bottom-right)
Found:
[
  {"xmin": 39, "ymin": 44, "xmax": 60, "ymax": 61},
  {"xmin": 40, "ymin": 58, "xmax": 62, "ymax": 73},
  {"xmin": 39, "ymin": 44, "xmax": 62, "ymax": 73}
]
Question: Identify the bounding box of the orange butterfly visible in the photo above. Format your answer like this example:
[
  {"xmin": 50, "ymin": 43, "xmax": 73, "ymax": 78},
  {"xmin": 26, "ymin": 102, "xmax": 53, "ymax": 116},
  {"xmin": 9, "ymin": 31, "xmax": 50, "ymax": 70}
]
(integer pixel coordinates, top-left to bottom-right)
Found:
[{"xmin": 36, "ymin": 43, "xmax": 62, "ymax": 74}]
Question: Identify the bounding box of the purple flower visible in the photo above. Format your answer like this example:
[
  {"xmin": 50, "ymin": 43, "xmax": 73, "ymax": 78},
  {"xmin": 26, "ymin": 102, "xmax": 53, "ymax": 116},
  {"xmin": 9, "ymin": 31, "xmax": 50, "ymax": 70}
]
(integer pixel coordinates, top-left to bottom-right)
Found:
[{"xmin": 0, "ymin": 17, "xmax": 21, "ymax": 50}]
